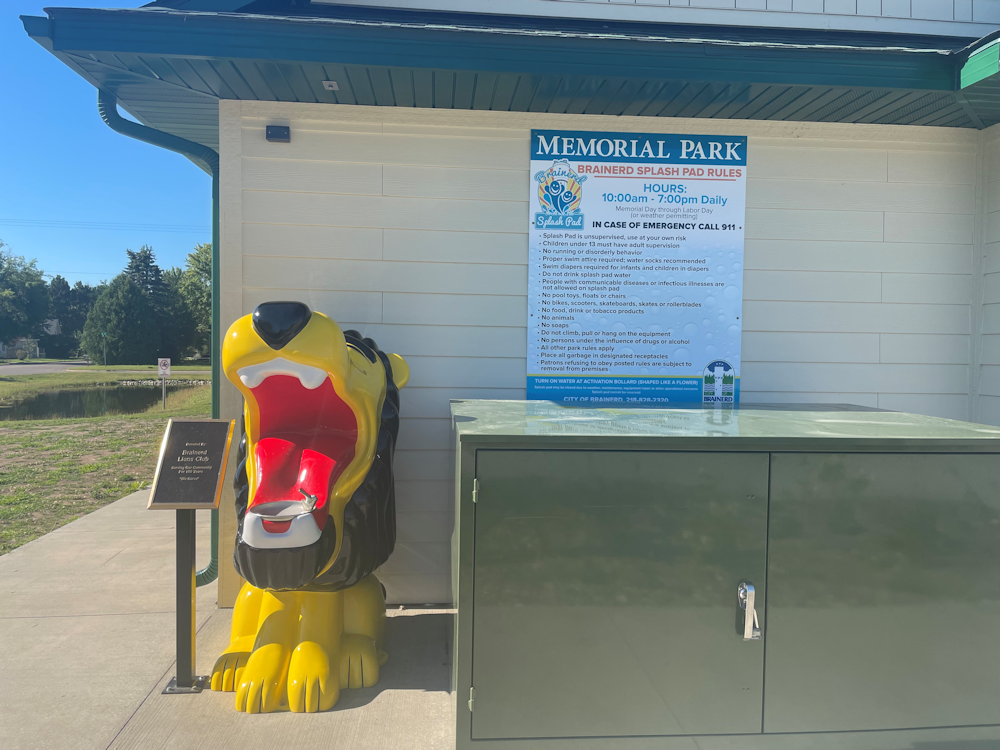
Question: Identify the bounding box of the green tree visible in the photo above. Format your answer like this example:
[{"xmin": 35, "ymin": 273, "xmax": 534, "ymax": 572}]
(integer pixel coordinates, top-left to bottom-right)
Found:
[
  {"xmin": 124, "ymin": 245, "xmax": 165, "ymax": 303},
  {"xmin": 81, "ymin": 275, "xmax": 161, "ymax": 365},
  {"xmin": 49, "ymin": 274, "xmax": 72, "ymax": 316},
  {"xmin": 180, "ymin": 243, "xmax": 211, "ymax": 357},
  {"xmin": 40, "ymin": 275, "xmax": 75, "ymax": 358},
  {"xmin": 0, "ymin": 242, "xmax": 48, "ymax": 343},
  {"xmin": 162, "ymin": 266, "xmax": 196, "ymax": 360},
  {"xmin": 68, "ymin": 280, "xmax": 101, "ymax": 333},
  {"xmin": 122, "ymin": 245, "xmax": 196, "ymax": 361},
  {"xmin": 40, "ymin": 276, "xmax": 103, "ymax": 358}
]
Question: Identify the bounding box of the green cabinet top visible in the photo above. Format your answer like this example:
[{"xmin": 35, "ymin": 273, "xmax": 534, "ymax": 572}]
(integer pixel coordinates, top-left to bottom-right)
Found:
[{"xmin": 451, "ymin": 400, "xmax": 1000, "ymax": 451}]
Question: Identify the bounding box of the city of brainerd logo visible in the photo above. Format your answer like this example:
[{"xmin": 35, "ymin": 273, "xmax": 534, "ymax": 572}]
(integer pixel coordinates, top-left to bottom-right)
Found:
[
  {"xmin": 702, "ymin": 359, "xmax": 736, "ymax": 404},
  {"xmin": 534, "ymin": 159, "xmax": 587, "ymax": 230}
]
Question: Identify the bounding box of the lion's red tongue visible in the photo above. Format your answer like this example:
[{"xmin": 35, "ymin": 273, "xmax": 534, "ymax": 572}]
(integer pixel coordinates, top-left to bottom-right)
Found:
[{"xmin": 252, "ymin": 437, "xmax": 336, "ymax": 530}]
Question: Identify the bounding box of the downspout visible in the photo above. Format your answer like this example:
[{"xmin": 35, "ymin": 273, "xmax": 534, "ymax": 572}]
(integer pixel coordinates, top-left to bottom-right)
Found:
[{"xmin": 97, "ymin": 89, "xmax": 221, "ymax": 586}]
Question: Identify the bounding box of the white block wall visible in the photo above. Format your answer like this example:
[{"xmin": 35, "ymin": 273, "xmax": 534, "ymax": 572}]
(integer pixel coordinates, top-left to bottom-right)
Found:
[
  {"xmin": 976, "ymin": 125, "xmax": 1000, "ymax": 425},
  {"xmin": 219, "ymin": 101, "xmax": 989, "ymax": 604}
]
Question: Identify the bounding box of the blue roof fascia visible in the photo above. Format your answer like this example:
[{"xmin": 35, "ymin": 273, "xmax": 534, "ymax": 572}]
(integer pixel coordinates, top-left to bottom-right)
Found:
[
  {"xmin": 21, "ymin": 15, "xmax": 52, "ymax": 45},
  {"xmin": 36, "ymin": 7, "xmax": 959, "ymax": 92},
  {"xmin": 140, "ymin": 0, "xmax": 255, "ymax": 9}
]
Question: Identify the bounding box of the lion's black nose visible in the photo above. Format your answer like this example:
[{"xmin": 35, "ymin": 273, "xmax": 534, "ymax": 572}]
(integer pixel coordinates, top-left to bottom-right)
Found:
[{"xmin": 252, "ymin": 302, "xmax": 312, "ymax": 350}]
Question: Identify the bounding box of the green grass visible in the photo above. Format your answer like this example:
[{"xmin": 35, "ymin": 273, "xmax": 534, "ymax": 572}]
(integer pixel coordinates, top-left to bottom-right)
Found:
[
  {"xmin": 0, "ymin": 358, "xmax": 74, "ymax": 364},
  {"xmin": 0, "ymin": 383, "xmax": 212, "ymax": 553},
  {"xmin": 83, "ymin": 364, "xmax": 211, "ymax": 371},
  {"xmin": 0, "ymin": 360, "xmax": 209, "ymax": 370},
  {"xmin": 0, "ymin": 371, "xmax": 209, "ymax": 404}
]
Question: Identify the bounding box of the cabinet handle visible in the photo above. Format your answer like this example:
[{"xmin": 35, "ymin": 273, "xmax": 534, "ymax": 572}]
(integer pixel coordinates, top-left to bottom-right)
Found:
[{"xmin": 738, "ymin": 582, "xmax": 761, "ymax": 641}]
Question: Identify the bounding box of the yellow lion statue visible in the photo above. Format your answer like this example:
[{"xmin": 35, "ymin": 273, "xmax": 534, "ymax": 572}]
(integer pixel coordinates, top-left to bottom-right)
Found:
[{"xmin": 211, "ymin": 302, "xmax": 408, "ymax": 713}]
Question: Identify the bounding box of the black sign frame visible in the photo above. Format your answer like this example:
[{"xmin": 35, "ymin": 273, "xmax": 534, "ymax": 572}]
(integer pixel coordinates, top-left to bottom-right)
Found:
[{"xmin": 148, "ymin": 418, "xmax": 235, "ymax": 510}]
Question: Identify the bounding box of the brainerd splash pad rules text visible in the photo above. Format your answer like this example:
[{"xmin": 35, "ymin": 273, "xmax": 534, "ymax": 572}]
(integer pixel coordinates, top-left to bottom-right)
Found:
[{"xmin": 527, "ymin": 129, "xmax": 747, "ymax": 404}]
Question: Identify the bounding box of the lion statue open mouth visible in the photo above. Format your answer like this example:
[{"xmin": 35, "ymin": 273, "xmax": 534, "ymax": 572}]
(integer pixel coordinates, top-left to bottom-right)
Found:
[{"xmin": 210, "ymin": 301, "xmax": 409, "ymax": 713}]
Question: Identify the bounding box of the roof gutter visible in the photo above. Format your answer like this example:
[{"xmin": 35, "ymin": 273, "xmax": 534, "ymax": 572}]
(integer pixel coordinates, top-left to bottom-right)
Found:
[
  {"xmin": 98, "ymin": 89, "xmax": 218, "ymax": 176},
  {"xmin": 97, "ymin": 89, "xmax": 221, "ymax": 587}
]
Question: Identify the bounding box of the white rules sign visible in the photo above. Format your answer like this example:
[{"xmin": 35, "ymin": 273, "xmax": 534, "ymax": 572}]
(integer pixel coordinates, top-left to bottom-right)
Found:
[{"xmin": 527, "ymin": 129, "xmax": 747, "ymax": 405}]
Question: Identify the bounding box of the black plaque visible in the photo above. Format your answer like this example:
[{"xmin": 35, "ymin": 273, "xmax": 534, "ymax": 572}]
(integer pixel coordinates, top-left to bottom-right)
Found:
[{"xmin": 148, "ymin": 419, "xmax": 235, "ymax": 510}]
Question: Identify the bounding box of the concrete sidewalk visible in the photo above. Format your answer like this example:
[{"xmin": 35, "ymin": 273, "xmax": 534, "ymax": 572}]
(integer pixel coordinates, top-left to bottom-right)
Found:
[
  {"xmin": 0, "ymin": 361, "xmax": 91, "ymax": 375},
  {"xmin": 0, "ymin": 490, "xmax": 455, "ymax": 750}
]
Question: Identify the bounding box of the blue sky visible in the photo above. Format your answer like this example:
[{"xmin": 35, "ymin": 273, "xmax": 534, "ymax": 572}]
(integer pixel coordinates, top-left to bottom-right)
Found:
[{"xmin": 1, "ymin": 1, "xmax": 211, "ymax": 286}]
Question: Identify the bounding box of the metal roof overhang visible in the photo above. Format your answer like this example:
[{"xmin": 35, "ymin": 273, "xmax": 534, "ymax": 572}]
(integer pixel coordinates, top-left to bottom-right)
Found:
[
  {"xmin": 20, "ymin": 5, "xmax": 1000, "ymax": 154},
  {"xmin": 961, "ymin": 37, "xmax": 1000, "ymax": 118}
]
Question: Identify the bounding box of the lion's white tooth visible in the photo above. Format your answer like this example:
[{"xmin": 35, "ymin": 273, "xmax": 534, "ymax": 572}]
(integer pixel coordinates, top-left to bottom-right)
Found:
[
  {"xmin": 297, "ymin": 367, "xmax": 327, "ymax": 390},
  {"xmin": 237, "ymin": 358, "xmax": 327, "ymax": 390},
  {"xmin": 238, "ymin": 361, "xmax": 271, "ymax": 388}
]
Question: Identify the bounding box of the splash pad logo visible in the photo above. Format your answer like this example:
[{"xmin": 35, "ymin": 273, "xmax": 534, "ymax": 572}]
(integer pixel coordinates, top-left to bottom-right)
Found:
[
  {"xmin": 702, "ymin": 360, "xmax": 736, "ymax": 404},
  {"xmin": 534, "ymin": 159, "xmax": 587, "ymax": 230}
]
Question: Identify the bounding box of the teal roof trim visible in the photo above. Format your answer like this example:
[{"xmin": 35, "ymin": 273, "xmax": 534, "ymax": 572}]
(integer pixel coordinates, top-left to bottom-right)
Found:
[
  {"xmin": 957, "ymin": 32, "xmax": 1000, "ymax": 127},
  {"xmin": 961, "ymin": 38, "xmax": 999, "ymax": 88}
]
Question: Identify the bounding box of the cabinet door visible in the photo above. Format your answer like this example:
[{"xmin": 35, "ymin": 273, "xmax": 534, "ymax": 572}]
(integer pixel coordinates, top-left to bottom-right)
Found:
[
  {"xmin": 765, "ymin": 453, "xmax": 1000, "ymax": 732},
  {"xmin": 471, "ymin": 450, "xmax": 769, "ymax": 740}
]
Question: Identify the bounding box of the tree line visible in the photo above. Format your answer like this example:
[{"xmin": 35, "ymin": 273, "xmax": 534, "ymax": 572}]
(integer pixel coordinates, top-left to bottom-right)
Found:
[{"xmin": 0, "ymin": 239, "xmax": 211, "ymax": 364}]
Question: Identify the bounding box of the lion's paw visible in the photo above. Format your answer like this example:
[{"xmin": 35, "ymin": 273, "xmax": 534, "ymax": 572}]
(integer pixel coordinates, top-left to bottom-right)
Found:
[
  {"xmin": 211, "ymin": 650, "xmax": 251, "ymax": 692},
  {"xmin": 287, "ymin": 641, "xmax": 340, "ymax": 713},
  {"xmin": 235, "ymin": 643, "xmax": 290, "ymax": 713},
  {"xmin": 339, "ymin": 633, "xmax": 380, "ymax": 689}
]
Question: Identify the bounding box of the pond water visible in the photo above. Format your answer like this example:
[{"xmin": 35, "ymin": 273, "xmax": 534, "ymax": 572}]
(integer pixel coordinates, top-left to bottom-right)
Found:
[{"xmin": 0, "ymin": 386, "xmax": 188, "ymax": 421}]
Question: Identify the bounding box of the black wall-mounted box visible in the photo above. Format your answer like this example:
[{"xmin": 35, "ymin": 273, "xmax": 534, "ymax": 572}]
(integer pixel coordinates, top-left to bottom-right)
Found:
[{"xmin": 265, "ymin": 125, "xmax": 290, "ymax": 143}]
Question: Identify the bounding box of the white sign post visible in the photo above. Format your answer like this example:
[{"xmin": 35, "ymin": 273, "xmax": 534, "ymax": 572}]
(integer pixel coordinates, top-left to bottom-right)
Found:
[
  {"xmin": 158, "ymin": 358, "xmax": 171, "ymax": 410},
  {"xmin": 527, "ymin": 129, "xmax": 747, "ymax": 405}
]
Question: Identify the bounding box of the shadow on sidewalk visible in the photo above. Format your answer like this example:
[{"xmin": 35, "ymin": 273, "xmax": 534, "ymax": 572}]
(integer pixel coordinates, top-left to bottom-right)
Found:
[{"xmin": 333, "ymin": 609, "xmax": 453, "ymax": 710}]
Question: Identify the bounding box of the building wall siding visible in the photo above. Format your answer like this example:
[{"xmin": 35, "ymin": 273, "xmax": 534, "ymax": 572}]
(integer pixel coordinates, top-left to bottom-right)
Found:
[
  {"xmin": 219, "ymin": 101, "xmax": 980, "ymax": 605},
  {"xmin": 977, "ymin": 124, "xmax": 1000, "ymax": 426}
]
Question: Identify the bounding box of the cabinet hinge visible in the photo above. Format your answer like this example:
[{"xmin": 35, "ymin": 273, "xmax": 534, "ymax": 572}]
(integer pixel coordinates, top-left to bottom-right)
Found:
[
  {"xmin": 468, "ymin": 686, "xmax": 475, "ymax": 712},
  {"xmin": 472, "ymin": 478, "xmax": 479, "ymax": 504}
]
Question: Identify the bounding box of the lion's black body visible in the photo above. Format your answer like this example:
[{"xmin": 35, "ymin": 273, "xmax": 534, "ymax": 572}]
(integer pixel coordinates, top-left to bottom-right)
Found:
[{"xmin": 232, "ymin": 331, "xmax": 400, "ymax": 592}]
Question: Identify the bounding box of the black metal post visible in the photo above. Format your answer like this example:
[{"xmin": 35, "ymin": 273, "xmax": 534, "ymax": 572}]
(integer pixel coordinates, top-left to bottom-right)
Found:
[
  {"xmin": 163, "ymin": 509, "xmax": 205, "ymax": 693},
  {"xmin": 176, "ymin": 508, "xmax": 195, "ymax": 686}
]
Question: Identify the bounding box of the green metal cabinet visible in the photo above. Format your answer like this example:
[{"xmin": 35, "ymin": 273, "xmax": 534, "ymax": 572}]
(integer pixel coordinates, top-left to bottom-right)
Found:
[
  {"xmin": 765, "ymin": 453, "xmax": 1000, "ymax": 733},
  {"xmin": 473, "ymin": 449, "xmax": 768, "ymax": 739},
  {"xmin": 451, "ymin": 401, "xmax": 1000, "ymax": 750}
]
